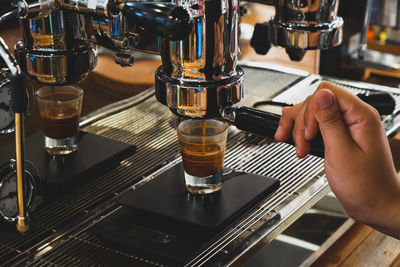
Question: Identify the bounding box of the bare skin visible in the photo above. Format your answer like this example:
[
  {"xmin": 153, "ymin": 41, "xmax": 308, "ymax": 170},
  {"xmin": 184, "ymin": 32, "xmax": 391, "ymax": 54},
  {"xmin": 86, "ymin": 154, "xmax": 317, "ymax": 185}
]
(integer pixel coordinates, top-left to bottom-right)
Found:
[{"xmin": 274, "ymin": 81, "xmax": 400, "ymax": 239}]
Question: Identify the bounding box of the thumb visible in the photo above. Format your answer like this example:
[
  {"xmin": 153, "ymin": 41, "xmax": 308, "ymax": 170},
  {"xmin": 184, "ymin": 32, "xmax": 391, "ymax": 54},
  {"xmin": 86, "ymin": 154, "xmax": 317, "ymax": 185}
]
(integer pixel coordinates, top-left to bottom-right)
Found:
[{"xmin": 312, "ymin": 89, "xmax": 356, "ymax": 152}]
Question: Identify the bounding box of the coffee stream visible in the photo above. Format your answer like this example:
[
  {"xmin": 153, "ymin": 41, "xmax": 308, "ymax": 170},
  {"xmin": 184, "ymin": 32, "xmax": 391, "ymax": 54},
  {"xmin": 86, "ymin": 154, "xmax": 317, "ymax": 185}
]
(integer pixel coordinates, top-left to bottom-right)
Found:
[{"xmin": 202, "ymin": 119, "xmax": 206, "ymax": 152}]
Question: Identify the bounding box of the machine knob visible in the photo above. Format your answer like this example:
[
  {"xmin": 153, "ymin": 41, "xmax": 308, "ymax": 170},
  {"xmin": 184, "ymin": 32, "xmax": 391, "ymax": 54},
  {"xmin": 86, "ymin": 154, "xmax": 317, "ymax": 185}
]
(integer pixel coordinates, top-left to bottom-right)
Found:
[{"xmin": 250, "ymin": 23, "xmax": 271, "ymax": 55}]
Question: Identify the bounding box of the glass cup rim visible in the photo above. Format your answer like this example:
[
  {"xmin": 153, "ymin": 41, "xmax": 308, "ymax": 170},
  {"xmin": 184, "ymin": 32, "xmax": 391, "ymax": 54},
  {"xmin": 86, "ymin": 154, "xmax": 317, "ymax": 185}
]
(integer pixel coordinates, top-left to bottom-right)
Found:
[
  {"xmin": 35, "ymin": 85, "xmax": 83, "ymax": 104},
  {"xmin": 178, "ymin": 119, "xmax": 229, "ymax": 138}
]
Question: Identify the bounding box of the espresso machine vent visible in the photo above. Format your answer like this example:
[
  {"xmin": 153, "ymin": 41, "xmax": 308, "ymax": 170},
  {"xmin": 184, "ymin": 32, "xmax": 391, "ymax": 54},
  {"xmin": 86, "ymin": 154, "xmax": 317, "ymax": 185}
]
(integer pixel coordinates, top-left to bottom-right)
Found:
[{"xmin": 3, "ymin": 65, "xmax": 400, "ymax": 266}]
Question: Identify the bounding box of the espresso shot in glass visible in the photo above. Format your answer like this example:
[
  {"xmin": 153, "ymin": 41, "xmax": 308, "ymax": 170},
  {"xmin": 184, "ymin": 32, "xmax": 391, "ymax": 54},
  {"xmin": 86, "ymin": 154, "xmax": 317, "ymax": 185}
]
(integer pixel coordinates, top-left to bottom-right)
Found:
[
  {"xmin": 35, "ymin": 86, "xmax": 83, "ymax": 156},
  {"xmin": 177, "ymin": 119, "xmax": 229, "ymax": 194}
]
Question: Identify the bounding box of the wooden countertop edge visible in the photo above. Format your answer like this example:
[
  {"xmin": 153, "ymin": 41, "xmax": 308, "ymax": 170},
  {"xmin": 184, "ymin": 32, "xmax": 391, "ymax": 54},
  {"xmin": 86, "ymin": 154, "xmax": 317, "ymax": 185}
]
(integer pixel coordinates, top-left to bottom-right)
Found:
[
  {"xmin": 368, "ymin": 40, "xmax": 400, "ymax": 56},
  {"xmin": 301, "ymin": 218, "xmax": 400, "ymax": 266},
  {"xmin": 300, "ymin": 219, "xmax": 360, "ymax": 266}
]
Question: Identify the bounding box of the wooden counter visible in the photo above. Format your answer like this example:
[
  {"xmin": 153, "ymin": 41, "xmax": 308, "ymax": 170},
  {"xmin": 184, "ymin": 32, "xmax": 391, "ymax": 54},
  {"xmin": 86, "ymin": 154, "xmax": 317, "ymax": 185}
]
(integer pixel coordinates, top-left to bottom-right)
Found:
[{"xmin": 302, "ymin": 219, "xmax": 400, "ymax": 267}]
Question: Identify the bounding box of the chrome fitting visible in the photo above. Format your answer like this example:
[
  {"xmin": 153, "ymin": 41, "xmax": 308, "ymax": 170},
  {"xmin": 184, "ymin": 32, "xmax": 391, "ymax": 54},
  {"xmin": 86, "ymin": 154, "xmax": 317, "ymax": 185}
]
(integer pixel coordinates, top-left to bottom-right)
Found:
[
  {"xmin": 221, "ymin": 106, "xmax": 237, "ymax": 123},
  {"xmin": 269, "ymin": 17, "xmax": 344, "ymax": 50},
  {"xmin": 113, "ymin": 37, "xmax": 130, "ymax": 49},
  {"xmin": 114, "ymin": 52, "xmax": 134, "ymax": 67},
  {"xmin": 16, "ymin": 0, "xmax": 58, "ymax": 19}
]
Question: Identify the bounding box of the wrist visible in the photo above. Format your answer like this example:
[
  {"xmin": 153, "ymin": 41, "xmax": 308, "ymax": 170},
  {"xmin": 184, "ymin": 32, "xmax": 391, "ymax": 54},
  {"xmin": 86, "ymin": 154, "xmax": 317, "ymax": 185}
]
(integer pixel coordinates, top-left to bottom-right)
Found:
[
  {"xmin": 371, "ymin": 174, "xmax": 400, "ymax": 238},
  {"xmin": 386, "ymin": 188, "xmax": 400, "ymax": 238}
]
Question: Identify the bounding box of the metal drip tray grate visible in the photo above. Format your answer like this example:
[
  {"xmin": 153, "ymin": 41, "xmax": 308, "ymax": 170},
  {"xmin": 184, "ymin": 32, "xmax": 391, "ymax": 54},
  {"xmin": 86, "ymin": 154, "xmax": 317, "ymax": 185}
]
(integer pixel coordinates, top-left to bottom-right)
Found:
[
  {"xmin": 2, "ymin": 64, "xmax": 400, "ymax": 266},
  {"xmin": 19, "ymin": 133, "xmax": 325, "ymax": 267}
]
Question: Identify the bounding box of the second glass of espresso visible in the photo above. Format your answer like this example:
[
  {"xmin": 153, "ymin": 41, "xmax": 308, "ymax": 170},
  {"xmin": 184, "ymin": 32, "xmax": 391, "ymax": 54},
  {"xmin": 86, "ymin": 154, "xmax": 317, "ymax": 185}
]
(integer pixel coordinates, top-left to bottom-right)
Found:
[
  {"xmin": 177, "ymin": 119, "xmax": 229, "ymax": 194},
  {"xmin": 35, "ymin": 86, "xmax": 83, "ymax": 156}
]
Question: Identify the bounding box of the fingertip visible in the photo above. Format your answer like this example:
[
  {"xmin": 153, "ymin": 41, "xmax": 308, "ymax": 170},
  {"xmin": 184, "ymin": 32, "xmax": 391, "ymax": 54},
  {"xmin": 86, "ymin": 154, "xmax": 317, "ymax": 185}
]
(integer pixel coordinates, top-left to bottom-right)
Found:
[
  {"xmin": 282, "ymin": 106, "xmax": 291, "ymax": 115},
  {"xmin": 274, "ymin": 125, "xmax": 283, "ymax": 141},
  {"xmin": 275, "ymin": 108, "xmax": 294, "ymax": 142},
  {"xmin": 296, "ymin": 150, "xmax": 307, "ymax": 159},
  {"xmin": 274, "ymin": 124, "xmax": 290, "ymax": 142},
  {"xmin": 295, "ymin": 142, "xmax": 311, "ymax": 159}
]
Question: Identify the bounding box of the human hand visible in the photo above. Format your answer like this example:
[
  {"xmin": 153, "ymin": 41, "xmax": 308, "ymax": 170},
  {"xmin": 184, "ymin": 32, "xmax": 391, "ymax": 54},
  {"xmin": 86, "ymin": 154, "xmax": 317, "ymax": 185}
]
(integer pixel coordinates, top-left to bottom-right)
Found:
[{"xmin": 274, "ymin": 81, "xmax": 400, "ymax": 238}]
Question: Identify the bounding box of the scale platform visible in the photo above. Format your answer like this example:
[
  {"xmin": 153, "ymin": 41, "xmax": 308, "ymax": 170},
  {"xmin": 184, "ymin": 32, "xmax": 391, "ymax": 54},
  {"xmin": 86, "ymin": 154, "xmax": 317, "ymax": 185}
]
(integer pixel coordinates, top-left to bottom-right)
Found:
[
  {"xmin": 0, "ymin": 131, "xmax": 136, "ymax": 201},
  {"xmin": 91, "ymin": 162, "xmax": 279, "ymax": 263}
]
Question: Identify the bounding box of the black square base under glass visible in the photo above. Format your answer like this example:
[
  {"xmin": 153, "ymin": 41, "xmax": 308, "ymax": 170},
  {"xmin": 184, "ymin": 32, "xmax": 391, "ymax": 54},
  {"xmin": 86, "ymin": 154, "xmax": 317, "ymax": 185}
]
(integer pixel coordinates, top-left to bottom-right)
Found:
[
  {"xmin": 0, "ymin": 131, "xmax": 136, "ymax": 201},
  {"xmin": 91, "ymin": 162, "xmax": 280, "ymax": 264}
]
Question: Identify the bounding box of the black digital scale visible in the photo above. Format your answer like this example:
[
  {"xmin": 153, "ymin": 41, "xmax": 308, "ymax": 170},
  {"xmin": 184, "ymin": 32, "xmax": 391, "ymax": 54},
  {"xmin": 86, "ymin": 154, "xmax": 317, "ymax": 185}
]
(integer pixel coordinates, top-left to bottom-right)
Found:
[
  {"xmin": 92, "ymin": 162, "xmax": 280, "ymax": 264},
  {"xmin": 0, "ymin": 131, "xmax": 136, "ymax": 202}
]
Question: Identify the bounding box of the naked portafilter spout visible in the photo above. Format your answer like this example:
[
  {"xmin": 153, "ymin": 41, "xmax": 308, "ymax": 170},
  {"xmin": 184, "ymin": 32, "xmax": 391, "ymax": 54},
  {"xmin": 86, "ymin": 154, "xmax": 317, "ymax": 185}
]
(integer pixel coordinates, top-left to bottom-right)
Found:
[{"xmin": 155, "ymin": 0, "xmax": 336, "ymax": 157}]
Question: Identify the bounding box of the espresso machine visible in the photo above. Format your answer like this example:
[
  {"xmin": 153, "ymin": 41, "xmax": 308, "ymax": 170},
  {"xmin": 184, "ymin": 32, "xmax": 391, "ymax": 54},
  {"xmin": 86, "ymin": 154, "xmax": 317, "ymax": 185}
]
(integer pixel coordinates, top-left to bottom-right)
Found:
[
  {"xmin": 0, "ymin": 0, "xmax": 368, "ymax": 265},
  {"xmin": 0, "ymin": 0, "xmax": 344, "ymax": 233},
  {"xmin": 2, "ymin": 0, "xmax": 400, "ymax": 265}
]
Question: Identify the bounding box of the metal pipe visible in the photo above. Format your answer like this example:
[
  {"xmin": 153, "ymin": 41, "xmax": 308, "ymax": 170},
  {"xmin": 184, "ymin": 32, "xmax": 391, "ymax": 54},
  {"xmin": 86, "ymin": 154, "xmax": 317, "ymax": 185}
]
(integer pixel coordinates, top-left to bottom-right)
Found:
[
  {"xmin": 15, "ymin": 113, "xmax": 29, "ymax": 233},
  {"xmin": 0, "ymin": 37, "xmax": 29, "ymax": 232},
  {"xmin": 0, "ymin": 38, "xmax": 21, "ymax": 76},
  {"xmin": 359, "ymin": 0, "xmax": 374, "ymax": 59},
  {"xmin": 0, "ymin": 8, "xmax": 18, "ymax": 24},
  {"xmin": 20, "ymin": 0, "xmax": 54, "ymax": 18}
]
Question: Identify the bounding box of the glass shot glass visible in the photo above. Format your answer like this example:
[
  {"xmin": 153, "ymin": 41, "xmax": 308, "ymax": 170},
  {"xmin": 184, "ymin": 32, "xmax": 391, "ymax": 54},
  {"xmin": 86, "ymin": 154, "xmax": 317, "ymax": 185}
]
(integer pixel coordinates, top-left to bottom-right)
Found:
[
  {"xmin": 35, "ymin": 86, "xmax": 83, "ymax": 155},
  {"xmin": 177, "ymin": 119, "xmax": 229, "ymax": 194}
]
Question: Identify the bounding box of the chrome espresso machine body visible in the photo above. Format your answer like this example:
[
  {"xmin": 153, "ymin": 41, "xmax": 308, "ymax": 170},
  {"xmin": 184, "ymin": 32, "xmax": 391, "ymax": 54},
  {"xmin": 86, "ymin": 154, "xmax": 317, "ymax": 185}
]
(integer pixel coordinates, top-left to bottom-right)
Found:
[
  {"xmin": 13, "ymin": 0, "xmax": 194, "ymax": 85},
  {"xmin": 156, "ymin": 0, "xmax": 343, "ymax": 118},
  {"xmin": 3, "ymin": 0, "xmax": 344, "ymax": 118}
]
